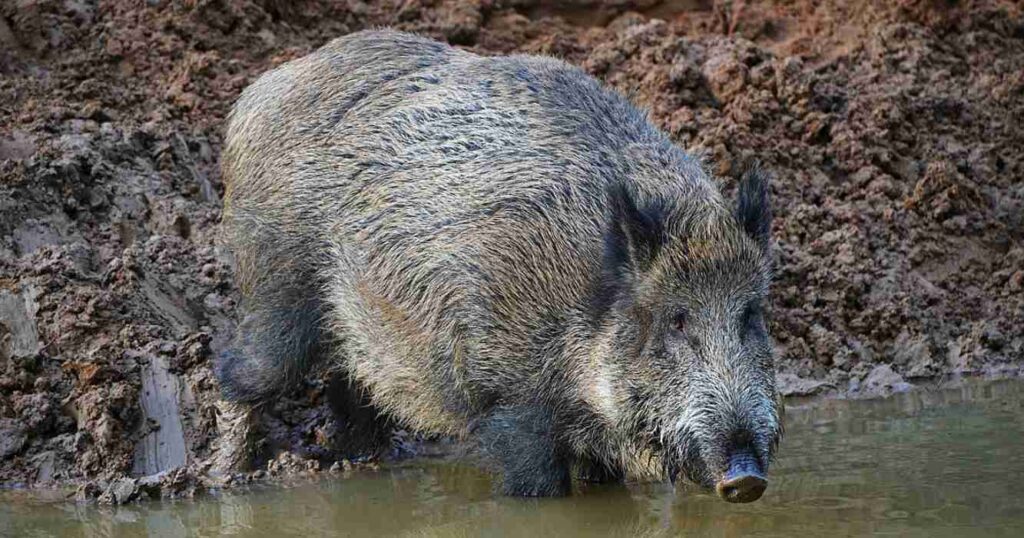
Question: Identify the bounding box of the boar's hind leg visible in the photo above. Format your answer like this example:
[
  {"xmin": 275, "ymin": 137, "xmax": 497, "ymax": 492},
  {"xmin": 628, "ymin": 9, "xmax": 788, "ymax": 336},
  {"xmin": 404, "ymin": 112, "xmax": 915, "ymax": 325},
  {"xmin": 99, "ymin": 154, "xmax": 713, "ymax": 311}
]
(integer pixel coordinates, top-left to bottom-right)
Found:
[
  {"xmin": 214, "ymin": 287, "xmax": 325, "ymax": 404},
  {"xmin": 478, "ymin": 406, "xmax": 572, "ymax": 497}
]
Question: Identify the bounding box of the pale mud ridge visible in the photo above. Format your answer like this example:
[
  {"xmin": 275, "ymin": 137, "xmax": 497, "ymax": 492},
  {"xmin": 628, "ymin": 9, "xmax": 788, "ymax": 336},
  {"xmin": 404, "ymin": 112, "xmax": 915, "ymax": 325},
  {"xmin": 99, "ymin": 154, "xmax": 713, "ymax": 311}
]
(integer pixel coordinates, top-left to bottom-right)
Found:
[{"xmin": 1, "ymin": 0, "xmax": 1022, "ymax": 502}]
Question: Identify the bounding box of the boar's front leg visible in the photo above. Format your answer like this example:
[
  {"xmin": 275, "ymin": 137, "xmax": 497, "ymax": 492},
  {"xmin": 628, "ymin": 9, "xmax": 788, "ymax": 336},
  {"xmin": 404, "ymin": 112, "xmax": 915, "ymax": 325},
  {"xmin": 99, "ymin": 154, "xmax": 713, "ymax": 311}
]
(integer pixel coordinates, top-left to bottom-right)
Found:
[{"xmin": 477, "ymin": 405, "xmax": 572, "ymax": 497}]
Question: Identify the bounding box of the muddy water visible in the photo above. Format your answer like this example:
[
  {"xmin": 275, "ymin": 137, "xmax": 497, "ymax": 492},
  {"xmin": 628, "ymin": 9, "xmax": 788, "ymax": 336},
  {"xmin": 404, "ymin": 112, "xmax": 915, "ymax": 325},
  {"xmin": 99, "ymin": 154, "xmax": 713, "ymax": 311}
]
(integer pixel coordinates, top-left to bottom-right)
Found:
[{"xmin": 3, "ymin": 379, "xmax": 1024, "ymax": 537}]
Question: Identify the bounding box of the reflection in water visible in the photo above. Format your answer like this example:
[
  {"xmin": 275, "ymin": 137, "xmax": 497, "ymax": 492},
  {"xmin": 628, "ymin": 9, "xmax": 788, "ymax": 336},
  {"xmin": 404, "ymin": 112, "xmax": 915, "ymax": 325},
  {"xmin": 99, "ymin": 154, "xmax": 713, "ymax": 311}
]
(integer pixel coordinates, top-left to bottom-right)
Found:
[{"xmin": 3, "ymin": 379, "xmax": 1023, "ymax": 537}]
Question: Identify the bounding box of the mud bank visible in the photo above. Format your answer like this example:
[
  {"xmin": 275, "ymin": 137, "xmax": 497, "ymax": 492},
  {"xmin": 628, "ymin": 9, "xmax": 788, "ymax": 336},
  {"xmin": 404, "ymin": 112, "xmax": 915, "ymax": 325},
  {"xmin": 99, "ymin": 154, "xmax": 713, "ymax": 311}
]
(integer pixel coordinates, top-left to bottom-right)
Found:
[{"xmin": 1, "ymin": 0, "xmax": 1022, "ymax": 502}]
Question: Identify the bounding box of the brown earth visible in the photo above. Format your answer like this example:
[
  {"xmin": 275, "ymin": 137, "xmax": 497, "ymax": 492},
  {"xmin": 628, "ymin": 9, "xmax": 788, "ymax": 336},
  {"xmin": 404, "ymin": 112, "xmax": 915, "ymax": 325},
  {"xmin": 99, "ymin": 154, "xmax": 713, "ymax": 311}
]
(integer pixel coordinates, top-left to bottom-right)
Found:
[{"xmin": 1, "ymin": 0, "xmax": 1022, "ymax": 502}]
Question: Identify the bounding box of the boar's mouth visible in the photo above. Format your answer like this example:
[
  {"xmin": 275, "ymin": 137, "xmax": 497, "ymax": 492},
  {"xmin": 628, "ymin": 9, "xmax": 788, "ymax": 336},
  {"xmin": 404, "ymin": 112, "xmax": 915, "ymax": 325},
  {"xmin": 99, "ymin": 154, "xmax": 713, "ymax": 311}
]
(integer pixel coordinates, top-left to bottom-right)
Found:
[
  {"xmin": 658, "ymin": 427, "xmax": 711, "ymax": 489},
  {"xmin": 663, "ymin": 442, "xmax": 716, "ymax": 490},
  {"xmin": 662, "ymin": 426, "xmax": 776, "ymax": 503}
]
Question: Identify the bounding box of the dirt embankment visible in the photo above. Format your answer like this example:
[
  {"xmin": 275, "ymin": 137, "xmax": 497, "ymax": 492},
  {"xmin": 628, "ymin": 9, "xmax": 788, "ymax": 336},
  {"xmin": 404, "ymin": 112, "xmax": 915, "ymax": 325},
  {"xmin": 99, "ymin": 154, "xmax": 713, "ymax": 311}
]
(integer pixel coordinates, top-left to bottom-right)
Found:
[{"xmin": 1, "ymin": 0, "xmax": 1022, "ymax": 502}]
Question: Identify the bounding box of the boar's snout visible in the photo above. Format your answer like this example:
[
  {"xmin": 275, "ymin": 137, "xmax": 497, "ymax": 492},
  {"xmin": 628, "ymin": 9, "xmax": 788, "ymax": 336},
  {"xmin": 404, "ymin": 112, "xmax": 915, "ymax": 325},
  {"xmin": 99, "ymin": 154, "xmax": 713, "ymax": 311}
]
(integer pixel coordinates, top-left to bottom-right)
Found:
[{"xmin": 715, "ymin": 445, "xmax": 767, "ymax": 503}]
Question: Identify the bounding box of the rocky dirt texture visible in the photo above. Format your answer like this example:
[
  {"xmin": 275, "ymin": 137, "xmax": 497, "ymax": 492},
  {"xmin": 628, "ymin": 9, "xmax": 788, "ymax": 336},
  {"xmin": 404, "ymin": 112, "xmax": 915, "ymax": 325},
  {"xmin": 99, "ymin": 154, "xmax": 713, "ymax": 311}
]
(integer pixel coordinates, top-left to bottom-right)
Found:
[{"xmin": 1, "ymin": 0, "xmax": 1022, "ymax": 501}]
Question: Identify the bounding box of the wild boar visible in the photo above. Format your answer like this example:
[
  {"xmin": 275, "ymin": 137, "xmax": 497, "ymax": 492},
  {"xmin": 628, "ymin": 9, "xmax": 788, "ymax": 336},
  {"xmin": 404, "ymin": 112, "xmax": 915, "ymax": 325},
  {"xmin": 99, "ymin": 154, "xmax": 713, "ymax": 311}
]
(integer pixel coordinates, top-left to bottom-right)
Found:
[{"xmin": 215, "ymin": 29, "xmax": 782, "ymax": 502}]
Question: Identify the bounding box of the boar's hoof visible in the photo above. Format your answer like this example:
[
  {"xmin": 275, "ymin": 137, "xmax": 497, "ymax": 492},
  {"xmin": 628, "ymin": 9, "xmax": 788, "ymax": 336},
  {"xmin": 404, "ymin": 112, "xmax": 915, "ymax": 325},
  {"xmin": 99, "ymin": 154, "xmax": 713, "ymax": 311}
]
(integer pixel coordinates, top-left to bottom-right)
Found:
[{"xmin": 209, "ymin": 399, "xmax": 259, "ymax": 475}]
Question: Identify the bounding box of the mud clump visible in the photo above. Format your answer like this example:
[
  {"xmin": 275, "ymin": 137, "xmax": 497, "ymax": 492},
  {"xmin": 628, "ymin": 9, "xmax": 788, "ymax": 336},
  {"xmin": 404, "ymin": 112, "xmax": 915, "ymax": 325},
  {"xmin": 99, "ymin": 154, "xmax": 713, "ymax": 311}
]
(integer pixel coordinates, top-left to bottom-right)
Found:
[{"xmin": 1, "ymin": 0, "xmax": 1022, "ymax": 498}]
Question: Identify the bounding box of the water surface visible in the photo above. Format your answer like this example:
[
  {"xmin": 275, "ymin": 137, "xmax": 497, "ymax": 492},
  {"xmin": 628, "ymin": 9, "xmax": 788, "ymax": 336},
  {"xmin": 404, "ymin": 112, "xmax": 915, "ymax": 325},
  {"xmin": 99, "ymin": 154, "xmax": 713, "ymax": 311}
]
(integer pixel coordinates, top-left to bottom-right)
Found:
[{"xmin": 3, "ymin": 379, "xmax": 1023, "ymax": 537}]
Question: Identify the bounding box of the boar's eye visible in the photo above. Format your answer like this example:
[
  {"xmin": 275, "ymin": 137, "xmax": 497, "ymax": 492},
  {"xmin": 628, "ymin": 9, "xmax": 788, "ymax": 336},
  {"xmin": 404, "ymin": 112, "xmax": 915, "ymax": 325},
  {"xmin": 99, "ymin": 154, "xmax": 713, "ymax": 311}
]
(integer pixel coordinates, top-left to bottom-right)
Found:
[
  {"xmin": 672, "ymin": 310, "xmax": 702, "ymax": 349},
  {"xmin": 673, "ymin": 311, "xmax": 689, "ymax": 333}
]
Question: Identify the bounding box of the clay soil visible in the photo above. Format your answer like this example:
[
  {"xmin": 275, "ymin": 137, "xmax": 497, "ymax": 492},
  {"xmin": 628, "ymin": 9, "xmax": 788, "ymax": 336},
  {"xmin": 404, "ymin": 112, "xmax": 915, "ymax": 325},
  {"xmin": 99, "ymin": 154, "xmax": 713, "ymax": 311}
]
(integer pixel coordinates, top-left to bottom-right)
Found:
[{"xmin": 1, "ymin": 0, "xmax": 1022, "ymax": 502}]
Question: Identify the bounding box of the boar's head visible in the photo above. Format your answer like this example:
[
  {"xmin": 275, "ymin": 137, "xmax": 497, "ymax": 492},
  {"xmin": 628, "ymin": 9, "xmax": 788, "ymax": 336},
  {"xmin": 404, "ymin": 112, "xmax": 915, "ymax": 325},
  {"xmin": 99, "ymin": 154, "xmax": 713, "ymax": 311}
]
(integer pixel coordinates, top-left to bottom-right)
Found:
[{"xmin": 592, "ymin": 165, "xmax": 782, "ymax": 503}]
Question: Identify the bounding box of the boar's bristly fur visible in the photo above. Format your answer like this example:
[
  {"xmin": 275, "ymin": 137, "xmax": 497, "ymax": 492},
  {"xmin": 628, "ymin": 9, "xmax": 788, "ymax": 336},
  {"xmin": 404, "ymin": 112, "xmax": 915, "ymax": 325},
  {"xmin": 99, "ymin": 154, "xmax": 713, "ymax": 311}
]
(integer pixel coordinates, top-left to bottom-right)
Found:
[{"xmin": 215, "ymin": 29, "xmax": 782, "ymax": 498}]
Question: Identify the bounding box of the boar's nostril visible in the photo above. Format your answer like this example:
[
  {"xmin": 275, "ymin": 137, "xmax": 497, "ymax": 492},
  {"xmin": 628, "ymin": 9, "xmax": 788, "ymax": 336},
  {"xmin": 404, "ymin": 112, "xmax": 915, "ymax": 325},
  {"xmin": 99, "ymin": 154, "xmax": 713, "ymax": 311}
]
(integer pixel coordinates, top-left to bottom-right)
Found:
[
  {"xmin": 716, "ymin": 473, "xmax": 767, "ymax": 503},
  {"xmin": 715, "ymin": 446, "xmax": 767, "ymax": 503}
]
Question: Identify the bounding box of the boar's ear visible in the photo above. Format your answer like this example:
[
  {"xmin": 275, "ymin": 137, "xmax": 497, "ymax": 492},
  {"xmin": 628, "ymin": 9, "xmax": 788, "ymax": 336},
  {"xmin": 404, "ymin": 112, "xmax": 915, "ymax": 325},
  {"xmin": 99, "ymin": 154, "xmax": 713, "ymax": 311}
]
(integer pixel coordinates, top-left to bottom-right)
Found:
[
  {"xmin": 605, "ymin": 183, "xmax": 667, "ymax": 276},
  {"xmin": 735, "ymin": 164, "xmax": 772, "ymax": 252}
]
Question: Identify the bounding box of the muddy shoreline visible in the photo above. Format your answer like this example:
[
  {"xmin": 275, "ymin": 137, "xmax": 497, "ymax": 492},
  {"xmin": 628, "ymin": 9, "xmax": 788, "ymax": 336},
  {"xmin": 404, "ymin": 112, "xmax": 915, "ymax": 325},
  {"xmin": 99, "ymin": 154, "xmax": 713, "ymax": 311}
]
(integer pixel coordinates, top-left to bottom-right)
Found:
[
  {"xmin": 2, "ymin": 374, "xmax": 1020, "ymax": 506},
  {"xmin": 1, "ymin": 1, "xmax": 1022, "ymax": 503}
]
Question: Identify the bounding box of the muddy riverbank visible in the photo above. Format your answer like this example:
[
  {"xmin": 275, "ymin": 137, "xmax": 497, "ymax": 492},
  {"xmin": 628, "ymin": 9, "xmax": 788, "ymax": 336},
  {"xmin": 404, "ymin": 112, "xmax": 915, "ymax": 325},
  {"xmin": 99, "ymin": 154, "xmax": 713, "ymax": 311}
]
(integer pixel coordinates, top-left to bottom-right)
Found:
[
  {"xmin": 1, "ymin": 0, "xmax": 1022, "ymax": 501},
  {"xmin": 5, "ymin": 377, "xmax": 1024, "ymax": 537}
]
